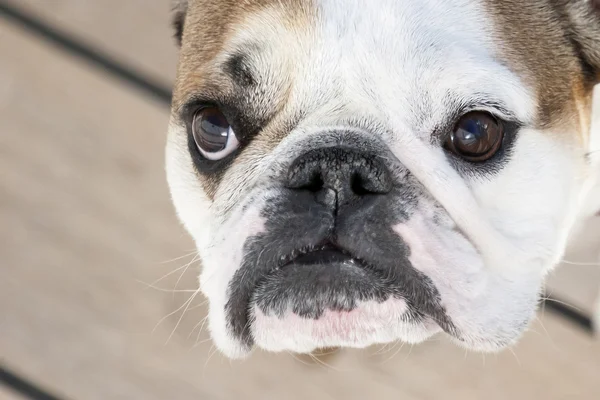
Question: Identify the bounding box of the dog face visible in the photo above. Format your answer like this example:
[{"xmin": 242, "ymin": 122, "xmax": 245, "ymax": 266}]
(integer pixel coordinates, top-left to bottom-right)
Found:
[{"xmin": 166, "ymin": 0, "xmax": 600, "ymax": 358}]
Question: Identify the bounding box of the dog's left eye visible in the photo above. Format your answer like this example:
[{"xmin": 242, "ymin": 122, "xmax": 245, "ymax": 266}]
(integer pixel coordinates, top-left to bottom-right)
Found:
[
  {"xmin": 445, "ymin": 111, "xmax": 504, "ymax": 162},
  {"xmin": 192, "ymin": 107, "xmax": 239, "ymax": 160}
]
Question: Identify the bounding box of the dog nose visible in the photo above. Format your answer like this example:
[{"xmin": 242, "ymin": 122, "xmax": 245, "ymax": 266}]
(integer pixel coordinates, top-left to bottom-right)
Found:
[{"xmin": 286, "ymin": 147, "xmax": 392, "ymax": 209}]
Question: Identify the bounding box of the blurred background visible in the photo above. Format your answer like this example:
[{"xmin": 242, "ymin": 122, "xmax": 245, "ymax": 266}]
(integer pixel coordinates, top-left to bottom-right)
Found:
[{"xmin": 1, "ymin": 1, "xmax": 600, "ymax": 399}]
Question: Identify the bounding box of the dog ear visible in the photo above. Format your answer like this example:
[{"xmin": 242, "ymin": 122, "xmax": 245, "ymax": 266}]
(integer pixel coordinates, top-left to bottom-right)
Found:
[
  {"xmin": 561, "ymin": 0, "xmax": 600, "ymax": 81},
  {"xmin": 172, "ymin": 0, "xmax": 188, "ymax": 46}
]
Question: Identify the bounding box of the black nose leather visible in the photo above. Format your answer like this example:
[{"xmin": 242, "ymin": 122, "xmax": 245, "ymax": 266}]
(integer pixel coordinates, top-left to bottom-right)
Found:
[{"xmin": 286, "ymin": 147, "xmax": 392, "ymax": 210}]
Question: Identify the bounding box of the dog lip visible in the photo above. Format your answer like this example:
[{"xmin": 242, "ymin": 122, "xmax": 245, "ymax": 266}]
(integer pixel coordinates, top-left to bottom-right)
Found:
[
  {"xmin": 278, "ymin": 241, "xmax": 361, "ymax": 268},
  {"xmin": 229, "ymin": 239, "xmax": 454, "ymax": 351}
]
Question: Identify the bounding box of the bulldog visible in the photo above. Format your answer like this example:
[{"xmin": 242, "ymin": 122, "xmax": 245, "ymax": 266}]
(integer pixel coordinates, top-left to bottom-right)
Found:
[{"xmin": 165, "ymin": 0, "xmax": 600, "ymax": 359}]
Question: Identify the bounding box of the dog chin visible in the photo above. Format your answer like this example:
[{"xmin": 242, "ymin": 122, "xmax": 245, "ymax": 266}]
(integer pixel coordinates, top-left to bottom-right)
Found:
[
  {"xmin": 206, "ymin": 315, "xmax": 525, "ymax": 360},
  {"xmin": 249, "ymin": 298, "xmax": 442, "ymax": 354},
  {"xmin": 207, "ymin": 302, "xmax": 441, "ymax": 359},
  {"xmin": 205, "ymin": 296, "xmax": 533, "ymax": 359}
]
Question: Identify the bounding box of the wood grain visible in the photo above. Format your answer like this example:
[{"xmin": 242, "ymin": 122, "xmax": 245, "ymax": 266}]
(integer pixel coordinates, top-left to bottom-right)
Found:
[{"xmin": 0, "ymin": 3, "xmax": 599, "ymax": 399}]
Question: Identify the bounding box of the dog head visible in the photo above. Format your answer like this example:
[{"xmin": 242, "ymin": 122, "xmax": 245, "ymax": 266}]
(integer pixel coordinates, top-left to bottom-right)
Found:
[{"xmin": 166, "ymin": 0, "xmax": 600, "ymax": 358}]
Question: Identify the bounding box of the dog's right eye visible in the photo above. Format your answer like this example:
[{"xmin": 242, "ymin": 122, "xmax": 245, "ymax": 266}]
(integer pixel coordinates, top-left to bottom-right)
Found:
[
  {"xmin": 444, "ymin": 111, "xmax": 504, "ymax": 162},
  {"xmin": 192, "ymin": 107, "xmax": 239, "ymax": 160}
]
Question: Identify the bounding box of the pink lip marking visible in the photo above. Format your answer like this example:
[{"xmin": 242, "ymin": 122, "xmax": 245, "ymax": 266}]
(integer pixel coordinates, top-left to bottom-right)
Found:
[{"xmin": 251, "ymin": 298, "xmax": 415, "ymax": 350}]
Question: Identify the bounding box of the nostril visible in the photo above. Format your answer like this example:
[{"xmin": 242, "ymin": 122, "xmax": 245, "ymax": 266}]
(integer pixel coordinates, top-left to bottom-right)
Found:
[
  {"xmin": 351, "ymin": 173, "xmax": 371, "ymax": 196},
  {"xmin": 296, "ymin": 171, "xmax": 324, "ymax": 193},
  {"xmin": 351, "ymin": 171, "xmax": 391, "ymax": 195},
  {"xmin": 306, "ymin": 173, "xmax": 324, "ymax": 193},
  {"xmin": 286, "ymin": 147, "xmax": 393, "ymax": 197}
]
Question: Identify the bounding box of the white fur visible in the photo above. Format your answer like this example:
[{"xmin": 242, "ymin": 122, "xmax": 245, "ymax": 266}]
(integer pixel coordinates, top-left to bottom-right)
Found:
[
  {"xmin": 251, "ymin": 298, "xmax": 441, "ymax": 353},
  {"xmin": 166, "ymin": 0, "xmax": 595, "ymax": 358}
]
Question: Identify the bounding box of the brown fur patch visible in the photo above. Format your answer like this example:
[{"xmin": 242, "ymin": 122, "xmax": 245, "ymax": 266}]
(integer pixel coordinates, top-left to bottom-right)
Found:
[
  {"xmin": 173, "ymin": 0, "xmax": 314, "ymax": 111},
  {"xmin": 482, "ymin": 0, "xmax": 594, "ymax": 134},
  {"xmin": 482, "ymin": 0, "xmax": 599, "ymax": 142},
  {"xmin": 174, "ymin": 0, "xmax": 600, "ymax": 198},
  {"xmin": 171, "ymin": 0, "xmax": 315, "ymax": 199}
]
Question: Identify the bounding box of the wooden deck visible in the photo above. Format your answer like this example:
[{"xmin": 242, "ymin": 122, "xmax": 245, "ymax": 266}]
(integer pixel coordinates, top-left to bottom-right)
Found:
[{"xmin": 1, "ymin": 1, "xmax": 599, "ymax": 399}]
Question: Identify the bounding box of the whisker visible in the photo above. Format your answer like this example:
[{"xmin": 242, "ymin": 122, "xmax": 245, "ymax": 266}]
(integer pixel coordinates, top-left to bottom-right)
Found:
[
  {"xmin": 540, "ymin": 296, "xmax": 583, "ymax": 312},
  {"xmin": 186, "ymin": 302, "xmax": 208, "ymax": 312},
  {"xmin": 288, "ymin": 352, "xmax": 313, "ymax": 367},
  {"xmin": 195, "ymin": 315, "xmax": 211, "ymax": 344},
  {"xmin": 382, "ymin": 341, "xmax": 405, "ymax": 364},
  {"xmin": 201, "ymin": 345, "xmax": 217, "ymax": 379},
  {"xmin": 308, "ymin": 353, "xmax": 340, "ymax": 372},
  {"xmin": 193, "ymin": 337, "xmax": 213, "ymax": 347},
  {"xmin": 540, "ymin": 290, "xmax": 547, "ymax": 318},
  {"xmin": 158, "ymin": 250, "xmax": 198, "ymax": 265},
  {"xmin": 376, "ymin": 341, "xmax": 397, "ymax": 359},
  {"xmin": 188, "ymin": 313, "xmax": 210, "ymax": 339},
  {"xmin": 143, "ymin": 260, "xmax": 197, "ymax": 290},
  {"xmin": 402, "ymin": 343, "xmax": 415, "ymax": 362},
  {"xmin": 172, "ymin": 253, "xmax": 200, "ymax": 299},
  {"xmin": 533, "ymin": 315, "xmax": 560, "ymax": 351},
  {"xmin": 166, "ymin": 289, "xmax": 201, "ymax": 344},
  {"xmin": 507, "ymin": 347, "xmax": 522, "ymax": 367},
  {"xmin": 152, "ymin": 289, "xmax": 199, "ymax": 334},
  {"xmin": 204, "ymin": 345, "xmax": 220, "ymax": 371},
  {"xmin": 559, "ymin": 259, "xmax": 600, "ymax": 267},
  {"xmin": 136, "ymin": 281, "xmax": 198, "ymax": 293},
  {"xmin": 370, "ymin": 344, "xmax": 386, "ymax": 356}
]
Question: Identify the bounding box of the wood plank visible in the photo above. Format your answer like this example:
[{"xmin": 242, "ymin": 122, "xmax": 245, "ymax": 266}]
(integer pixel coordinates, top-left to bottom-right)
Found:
[
  {"xmin": 0, "ymin": 389, "xmax": 25, "ymax": 400},
  {"xmin": 1, "ymin": 9, "xmax": 599, "ymax": 400},
  {"xmin": 8, "ymin": 0, "xmax": 599, "ymax": 320},
  {"xmin": 5, "ymin": 0, "xmax": 177, "ymax": 84}
]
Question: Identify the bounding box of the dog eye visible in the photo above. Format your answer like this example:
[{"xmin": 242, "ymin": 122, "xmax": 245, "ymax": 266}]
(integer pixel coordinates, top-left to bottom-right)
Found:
[
  {"xmin": 445, "ymin": 112, "xmax": 504, "ymax": 162},
  {"xmin": 192, "ymin": 107, "xmax": 239, "ymax": 160}
]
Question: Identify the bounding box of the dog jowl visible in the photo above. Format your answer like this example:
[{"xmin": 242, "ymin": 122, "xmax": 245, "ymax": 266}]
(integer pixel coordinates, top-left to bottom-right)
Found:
[{"xmin": 165, "ymin": 0, "xmax": 600, "ymax": 358}]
